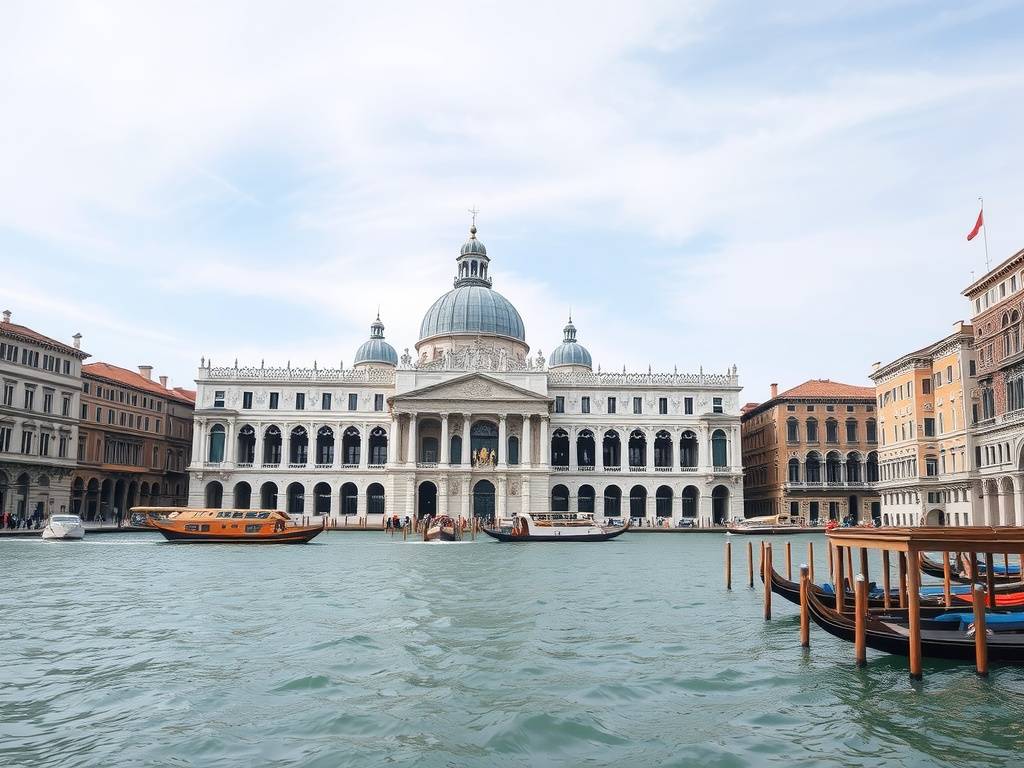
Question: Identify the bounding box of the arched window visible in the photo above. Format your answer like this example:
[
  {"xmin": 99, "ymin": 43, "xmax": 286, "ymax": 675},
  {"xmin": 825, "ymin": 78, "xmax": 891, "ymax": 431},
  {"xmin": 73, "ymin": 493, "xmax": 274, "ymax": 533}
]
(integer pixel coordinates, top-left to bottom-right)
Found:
[
  {"xmin": 262, "ymin": 426, "xmax": 281, "ymax": 465},
  {"xmin": 260, "ymin": 481, "xmax": 278, "ymax": 510},
  {"xmin": 208, "ymin": 424, "xmax": 225, "ymax": 463},
  {"xmin": 603, "ymin": 485, "xmax": 621, "ymax": 516},
  {"xmin": 603, "ymin": 431, "xmax": 621, "ymax": 468},
  {"xmin": 421, "ymin": 436, "xmax": 439, "ymax": 463},
  {"xmin": 576, "ymin": 430, "xmax": 594, "ymax": 467},
  {"xmin": 369, "ymin": 427, "xmax": 388, "ymax": 465},
  {"xmin": 806, "ymin": 452, "xmax": 821, "ymax": 483},
  {"xmin": 846, "ymin": 453, "xmax": 862, "ymax": 482},
  {"xmin": 628, "ymin": 430, "xmax": 647, "ymax": 467},
  {"xmin": 654, "ymin": 431, "xmax": 672, "ymax": 468},
  {"xmin": 286, "ymin": 482, "xmax": 304, "ymax": 515},
  {"xmin": 578, "ymin": 484, "xmax": 595, "ymax": 513},
  {"xmin": 680, "ymin": 431, "xmax": 698, "ymax": 468},
  {"xmin": 825, "ymin": 451, "xmax": 842, "ymax": 482},
  {"xmin": 471, "ymin": 421, "xmax": 499, "ymax": 465},
  {"xmin": 233, "ymin": 481, "xmax": 251, "ymax": 509},
  {"xmin": 507, "ymin": 435, "xmax": 520, "ymax": 465},
  {"xmin": 316, "ymin": 427, "xmax": 334, "ymax": 465},
  {"xmin": 712, "ymin": 485, "xmax": 729, "ymax": 525},
  {"xmin": 237, "ymin": 425, "xmax": 256, "ymax": 464},
  {"xmin": 711, "ymin": 430, "xmax": 727, "ymax": 468},
  {"xmin": 655, "ymin": 485, "xmax": 672, "ymax": 517},
  {"xmin": 629, "ymin": 485, "xmax": 647, "ymax": 518},
  {"xmin": 367, "ymin": 483, "xmax": 386, "ymax": 515},
  {"xmin": 205, "ymin": 481, "xmax": 223, "ymax": 508},
  {"xmin": 786, "ymin": 418, "xmax": 799, "ymax": 442},
  {"xmin": 866, "ymin": 418, "xmax": 877, "ymax": 443},
  {"xmin": 845, "ymin": 419, "xmax": 857, "ymax": 443},
  {"xmin": 825, "ymin": 419, "xmax": 838, "ymax": 443},
  {"xmin": 551, "ymin": 429, "xmax": 570, "ymax": 467},
  {"xmin": 289, "ymin": 427, "xmax": 308, "ymax": 465},
  {"xmin": 343, "ymin": 427, "xmax": 361, "ymax": 465},
  {"xmin": 788, "ymin": 458, "xmax": 800, "ymax": 483},
  {"xmin": 450, "ymin": 435, "xmax": 463, "ymax": 465},
  {"xmin": 806, "ymin": 418, "xmax": 818, "ymax": 442},
  {"xmin": 551, "ymin": 484, "xmax": 569, "ymax": 512}
]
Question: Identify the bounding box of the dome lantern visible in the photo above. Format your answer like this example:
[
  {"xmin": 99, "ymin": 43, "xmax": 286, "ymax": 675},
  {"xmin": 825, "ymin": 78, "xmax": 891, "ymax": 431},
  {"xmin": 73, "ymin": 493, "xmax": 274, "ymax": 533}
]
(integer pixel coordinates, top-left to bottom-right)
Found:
[
  {"xmin": 353, "ymin": 313, "xmax": 398, "ymax": 367},
  {"xmin": 454, "ymin": 223, "xmax": 491, "ymax": 288}
]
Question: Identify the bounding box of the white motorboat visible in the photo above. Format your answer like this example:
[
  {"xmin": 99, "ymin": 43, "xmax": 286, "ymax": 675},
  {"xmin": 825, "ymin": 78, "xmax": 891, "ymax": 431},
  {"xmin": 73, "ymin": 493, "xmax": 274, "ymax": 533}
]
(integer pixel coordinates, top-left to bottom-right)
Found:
[
  {"xmin": 483, "ymin": 511, "xmax": 630, "ymax": 542},
  {"xmin": 41, "ymin": 514, "xmax": 85, "ymax": 540}
]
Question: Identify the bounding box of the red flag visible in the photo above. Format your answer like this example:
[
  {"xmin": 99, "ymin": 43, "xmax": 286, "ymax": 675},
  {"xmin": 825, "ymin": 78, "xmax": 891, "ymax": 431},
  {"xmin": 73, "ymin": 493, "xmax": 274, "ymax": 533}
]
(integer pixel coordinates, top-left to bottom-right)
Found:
[{"xmin": 967, "ymin": 208, "xmax": 984, "ymax": 241}]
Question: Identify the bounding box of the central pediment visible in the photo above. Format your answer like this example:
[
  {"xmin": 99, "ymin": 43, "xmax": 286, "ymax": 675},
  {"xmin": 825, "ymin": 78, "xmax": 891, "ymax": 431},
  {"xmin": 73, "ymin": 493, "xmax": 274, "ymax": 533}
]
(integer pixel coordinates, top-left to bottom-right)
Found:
[{"xmin": 391, "ymin": 373, "xmax": 551, "ymax": 406}]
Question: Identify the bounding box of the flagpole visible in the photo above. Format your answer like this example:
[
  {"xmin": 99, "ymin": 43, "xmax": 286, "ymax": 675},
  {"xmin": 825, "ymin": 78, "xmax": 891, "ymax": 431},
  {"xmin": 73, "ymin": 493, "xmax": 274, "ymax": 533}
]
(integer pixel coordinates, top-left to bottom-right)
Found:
[{"xmin": 980, "ymin": 195, "xmax": 990, "ymax": 270}]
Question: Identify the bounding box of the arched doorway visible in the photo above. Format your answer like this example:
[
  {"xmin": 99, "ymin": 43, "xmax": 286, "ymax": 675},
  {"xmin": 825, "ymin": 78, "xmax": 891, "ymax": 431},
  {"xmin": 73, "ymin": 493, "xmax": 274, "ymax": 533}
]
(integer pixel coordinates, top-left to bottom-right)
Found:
[
  {"xmin": 848, "ymin": 495, "xmax": 859, "ymax": 524},
  {"xmin": 366, "ymin": 483, "xmax": 386, "ymax": 515},
  {"xmin": 15, "ymin": 473, "xmax": 30, "ymax": 518},
  {"xmin": 85, "ymin": 479, "xmax": 99, "ymax": 520},
  {"xmin": 655, "ymin": 485, "xmax": 673, "ymax": 517},
  {"xmin": 473, "ymin": 480, "xmax": 495, "ymax": 520},
  {"xmin": 712, "ymin": 485, "xmax": 730, "ymax": 525},
  {"xmin": 314, "ymin": 482, "xmax": 331, "ymax": 515},
  {"xmin": 205, "ymin": 481, "xmax": 224, "ymax": 509},
  {"xmin": 286, "ymin": 482, "xmax": 304, "ymax": 515},
  {"xmin": 340, "ymin": 482, "xmax": 358, "ymax": 516},
  {"xmin": 629, "ymin": 485, "xmax": 647, "ymax": 519},
  {"xmin": 70, "ymin": 477, "xmax": 84, "ymax": 516},
  {"xmin": 925, "ymin": 509, "xmax": 945, "ymax": 526},
  {"xmin": 234, "ymin": 481, "xmax": 252, "ymax": 509},
  {"xmin": 603, "ymin": 485, "xmax": 621, "ymax": 517},
  {"xmin": 260, "ymin": 481, "xmax": 278, "ymax": 510},
  {"xmin": 578, "ymin": 484, "xmax": 595, "ymax": 514},
  {"xmin": 551, "ymin": 484, "xmax": 569, "ymax": 512},
  {"xmin": 681, "ymin": 486, "xmax": 699, "ymax": 518},
  {"xmin": 418, "ymin": 481, "xmax": 438, "ymax": 519}
]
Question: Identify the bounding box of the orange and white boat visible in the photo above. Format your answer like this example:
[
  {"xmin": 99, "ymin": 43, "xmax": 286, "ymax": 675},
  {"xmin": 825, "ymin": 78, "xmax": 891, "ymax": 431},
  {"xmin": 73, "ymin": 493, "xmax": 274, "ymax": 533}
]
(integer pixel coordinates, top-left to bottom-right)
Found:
[{"xmin": 132, "ymin": 507, "xmax": 324, "ymax": 544}]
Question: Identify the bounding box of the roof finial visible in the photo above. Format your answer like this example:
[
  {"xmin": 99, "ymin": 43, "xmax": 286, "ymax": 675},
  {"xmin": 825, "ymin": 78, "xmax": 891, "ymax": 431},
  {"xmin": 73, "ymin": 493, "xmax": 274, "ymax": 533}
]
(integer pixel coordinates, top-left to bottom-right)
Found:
[{"xmin": 468, "ymin": 204, "xmax": 479, "ymax": 236}]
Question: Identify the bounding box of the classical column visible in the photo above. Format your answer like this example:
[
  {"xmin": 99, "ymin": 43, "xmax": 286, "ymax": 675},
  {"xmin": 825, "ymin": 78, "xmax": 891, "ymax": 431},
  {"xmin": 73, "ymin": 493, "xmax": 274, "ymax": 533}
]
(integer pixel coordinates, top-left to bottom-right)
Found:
[
  {"xmin": 332, "ymin": 423, "xmax": 342, "ymax": 469},
  {"xmin": 462, "ymin": 414, "xmax": 471, "ymax": 467},
  {"xmin": 191, "ymin": 418, "xmax": 204, "ymax": 466},
  {"xmin": 644, "ymin": 429, "xmax": 653, "ymax": 469},
  {"xmin": 406, "ymin": 414, "xmax": 418, "ymax": 464},
  {"xmin": 540, "ymin": 416, "xmax": 550, "ymax": 467},
  {"xmin": 440, "ymin": 413, "xmax": 450, "ymax": 465},
  {"xmin": 308, "ymin": 422, "xmax": 316, "ymax": 466},
  {"xmin": 282, "ymin": 427, "xmax": 291, "ymax": 467},
  {"xmin": 521, "ymin": 414, "xmax": 532, "ymax": 468},
  {"xmin": 388, "ymin": 415, "xmax": 400, "ymax": 464},
  {"xmin": 498, "ymin": 414, "xmax": 508, "ymax": 468},
  {"xmin": 569, "ymin": 426, "xmax": 578, "ymax": 472},
  {"xmin": 1015, "ymin": 483, "xmax": 1024, "ymax": 527},
  {"xmin": 439, "ymin": 478, "xmax": 448, "ymax": 516},
  {"xmin": 359, "ymin": 422, "xmax": 369, "ymax": 469},
  {"xmin": 497, "ymin": 475, "xmax": 507, "ymax": 518},
  {"xmin": 224, "ymin": 421, "xmax": 235, "ymax": 465},
  {"xmin": 596, "ymin": 428, "xmax": 605, "ymax": 471}
]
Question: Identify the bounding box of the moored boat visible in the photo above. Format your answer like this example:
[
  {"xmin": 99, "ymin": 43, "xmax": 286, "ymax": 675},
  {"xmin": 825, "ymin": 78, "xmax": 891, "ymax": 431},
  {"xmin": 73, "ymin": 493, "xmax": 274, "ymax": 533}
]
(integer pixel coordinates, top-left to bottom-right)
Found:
[
  {"xmin": 423, "ymin": 515, "xmax": 459, "ymax": 542},
  {"xmin": 483, "ymin": 511, "xmax": 629, "ymax": 542},
  {"xmin": 134, "ymin": 507, "xmax": 324, "ymax": 544},
  {"xmin": 727, "ymin": 513, "xmax": 825, "ymax": 536},
  {"xmin": 41, "ymin": 514, "xmax": 85, "ymax": 541}
]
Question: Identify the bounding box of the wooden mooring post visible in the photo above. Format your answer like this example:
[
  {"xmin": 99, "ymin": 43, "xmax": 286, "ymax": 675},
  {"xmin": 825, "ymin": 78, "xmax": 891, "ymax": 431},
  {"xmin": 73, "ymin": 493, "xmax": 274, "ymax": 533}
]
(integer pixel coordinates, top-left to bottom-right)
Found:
[
  {"xmin": 943, "ymin": 552, "xmax": 952, "ymax": 608},
  {"xmin": 763, "ymin": 543, "xmax": 773, "ymax": 620},
  {"xmin": 725, "ymin": 540, "xmax": 732, "ymax": 590},
  {"xmin": 854, "ymin": 574, "xmax": 867, "ymax": 668},
  {"xmin": 786, "ymin": 542, "xmax": 793, "ymax": 581},
  {"xmin": 882, "ymin": 550, "xmax": 892, "ymax": 610},
  {"xmin": 973, "ymin": 584, "xmax": 989, "ymax": 678},
  {"xmin": 807, "ymin": 541, "xmax": 815, "ymax": 583},
  {"xmin": 906, "ymin": 554, "xmax": 923, "ymax": 680},
  {"xmin": 799, "ymin": 564, "xmax": 810, "ymax": 648},
  {"xmin": 747, "ymin": 541, "xmax": 754, "ymax": 588}
]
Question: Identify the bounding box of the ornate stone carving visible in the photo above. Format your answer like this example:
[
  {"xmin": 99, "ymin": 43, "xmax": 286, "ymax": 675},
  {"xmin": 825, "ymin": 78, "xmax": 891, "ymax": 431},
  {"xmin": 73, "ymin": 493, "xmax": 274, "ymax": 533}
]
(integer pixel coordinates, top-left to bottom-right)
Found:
[
  {"xmin": 508, "ymin": 478, "xmax": 520, "ymax": 496},
  {"xmin": 460, "ymin": 379, "xmax": 494, "ymax": 398},
  {"xmin": 447, "ymin": 478, "xmax": 461, "ymax": 495}
]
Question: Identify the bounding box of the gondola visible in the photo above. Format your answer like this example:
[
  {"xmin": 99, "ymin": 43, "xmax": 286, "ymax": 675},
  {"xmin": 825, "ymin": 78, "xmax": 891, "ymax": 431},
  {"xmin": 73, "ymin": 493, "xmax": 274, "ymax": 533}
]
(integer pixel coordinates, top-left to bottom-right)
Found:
[
  {"xmin": 804, "ymin": 577, "xmax": 1024, "ymax": 664},
  {"xmin": 423, "ymin": 515, "xmax": 459, "ymax": 542},
  {"xmin": 919, "ymin": 552, "xmax": 1021, "ymax": 585},
  {"xmin": 763, "ymin": 560, "xmax": 1024, "ymax": 615},
  {"xmin": 483, "ymin": 512, "xmax": 630, "ymax": 542}
]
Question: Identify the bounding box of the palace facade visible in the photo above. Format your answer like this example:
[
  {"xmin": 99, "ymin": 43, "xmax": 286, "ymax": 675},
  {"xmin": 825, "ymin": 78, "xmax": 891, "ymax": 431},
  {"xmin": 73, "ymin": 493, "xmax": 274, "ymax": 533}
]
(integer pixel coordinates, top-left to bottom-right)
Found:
[
  {"xmin": 0, "ymin": 310, "xmax": 89, "ymax": 521},
  {"xmin": 870, "ymin": 322, "xmax": 978, "ymax": 526},
  {"xmin": 188, "ymin": 225, "xmax": 745, "ymax": 524},
  {"xmin": 72, "ymin": 363, "xmax": 195, "ymax": 521},
  {"xmin": 740, "ymin": 380, "xmax": 880, "ymax": 524}
]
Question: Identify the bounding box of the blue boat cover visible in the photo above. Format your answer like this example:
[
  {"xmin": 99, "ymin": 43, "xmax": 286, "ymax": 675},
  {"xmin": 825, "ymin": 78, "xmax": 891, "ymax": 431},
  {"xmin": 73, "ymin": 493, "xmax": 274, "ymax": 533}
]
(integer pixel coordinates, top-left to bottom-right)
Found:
[{"xmin": 933, "ymin": 612, "xmax": 1024, "ymax": 631}]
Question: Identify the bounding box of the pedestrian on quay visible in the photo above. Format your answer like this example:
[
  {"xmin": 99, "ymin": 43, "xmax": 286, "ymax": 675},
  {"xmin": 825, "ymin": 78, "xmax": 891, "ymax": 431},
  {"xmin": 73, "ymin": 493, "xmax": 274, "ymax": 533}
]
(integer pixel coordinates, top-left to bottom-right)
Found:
[{"xmin": 385, "ymin": 515, "xmax": 392, "ymax": 532}]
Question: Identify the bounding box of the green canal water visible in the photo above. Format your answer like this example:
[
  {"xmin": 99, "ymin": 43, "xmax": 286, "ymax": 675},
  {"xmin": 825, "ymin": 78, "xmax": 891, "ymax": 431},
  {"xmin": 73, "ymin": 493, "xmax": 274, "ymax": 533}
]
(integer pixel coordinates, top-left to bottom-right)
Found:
[{"xmin": 2, "ymin": 532, "xmax": 1023, "ymax": 767}]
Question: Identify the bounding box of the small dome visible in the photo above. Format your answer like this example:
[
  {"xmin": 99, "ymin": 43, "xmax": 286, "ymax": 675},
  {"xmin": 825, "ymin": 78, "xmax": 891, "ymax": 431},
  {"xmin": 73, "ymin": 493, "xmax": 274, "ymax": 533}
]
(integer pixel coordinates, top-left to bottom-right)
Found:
[
  {"xmin": 549, "ymin": 316, "xmax": 592, "ymax": 369},
  {"xmin": 353, "ymin": 315, "xmax": 398, "ymax": 366},
  {"xmin": 460, "ymin": 225, "xmax": 487, "ymax": 257}
]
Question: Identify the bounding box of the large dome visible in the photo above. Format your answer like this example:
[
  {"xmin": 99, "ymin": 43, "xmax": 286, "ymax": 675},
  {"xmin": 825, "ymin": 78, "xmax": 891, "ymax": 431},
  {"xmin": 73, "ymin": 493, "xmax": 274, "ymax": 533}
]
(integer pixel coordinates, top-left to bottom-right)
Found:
[
  {"xmin": 419, "ymin": 285, "xmax": 526, "ymax": 343},
  {"xmin": 353, "ymin": 315, "xmax": 398, "ymax": 367},
  {"xmin": 549, "ymin": 317, "xmax": 592, "ymax": 369}
]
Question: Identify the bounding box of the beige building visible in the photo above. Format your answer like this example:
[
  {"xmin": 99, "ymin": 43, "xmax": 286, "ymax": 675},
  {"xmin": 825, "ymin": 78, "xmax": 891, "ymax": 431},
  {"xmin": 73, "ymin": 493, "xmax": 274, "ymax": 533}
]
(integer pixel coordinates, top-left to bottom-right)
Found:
[
  {"xmin": 870, "ymin": 322, "xmax": 977, "ymax": 526},
  {"xmin": 741, "ymin": 380, "xmax": 879, "ymax": 524}
]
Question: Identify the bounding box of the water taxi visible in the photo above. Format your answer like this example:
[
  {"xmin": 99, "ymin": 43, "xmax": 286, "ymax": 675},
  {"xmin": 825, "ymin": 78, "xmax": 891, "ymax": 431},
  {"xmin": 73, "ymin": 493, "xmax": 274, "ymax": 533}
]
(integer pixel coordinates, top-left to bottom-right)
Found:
[
  {"xmin": 483, "ymin": 511, "xmax": 629, "ymax": 542},
  {"xmin": 423, "ymin": 514, "xmax": 459, "ymax": 542},
  {"xmin": 132, "ymin": 507, "xmax": 324, "ymax": 544},
  {"xmin": 41, "ymin": 514, "xmax": 85, "ymax": 541},
  {"xmin": 726, "ymin": 513, "xmax": 825, "ymax": 536}
]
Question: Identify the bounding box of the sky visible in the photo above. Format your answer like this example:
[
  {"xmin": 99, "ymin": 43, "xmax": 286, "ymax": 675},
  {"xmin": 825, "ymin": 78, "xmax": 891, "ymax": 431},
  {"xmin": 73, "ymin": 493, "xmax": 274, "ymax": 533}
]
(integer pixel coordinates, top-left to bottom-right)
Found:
[{"xmin": 2, "ymin": 1, "xmax": 1023, "ymax": 403}]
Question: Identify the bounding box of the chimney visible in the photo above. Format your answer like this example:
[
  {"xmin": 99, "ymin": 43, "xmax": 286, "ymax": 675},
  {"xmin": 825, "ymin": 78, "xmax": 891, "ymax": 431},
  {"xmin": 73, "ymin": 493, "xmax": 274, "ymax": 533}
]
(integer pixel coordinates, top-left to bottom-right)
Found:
[
  {"xmin": 138, "ymin": 365, "xmax": 153, "ymax": 380},
  {"xmin": 73, "ymin": 333, "xmax": 82, "ymax": 349},
  {"xmin": 159, "ymin": 375, "xmax": 168, "ymax": 388},
  {"xmin": 770, "ymin": 383, "xmax": 778, "ymax": 399},
  {"xmin": 1, "ymin": 310, "xmax": 10, "ymax": 324}
]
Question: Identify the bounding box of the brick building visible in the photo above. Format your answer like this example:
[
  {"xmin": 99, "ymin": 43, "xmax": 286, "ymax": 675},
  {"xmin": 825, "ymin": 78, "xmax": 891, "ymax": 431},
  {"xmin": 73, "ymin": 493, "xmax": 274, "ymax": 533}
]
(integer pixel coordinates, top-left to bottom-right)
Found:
[{"xmin": 741, "ymin": 380, "xmax": 879, "ymax": 523}]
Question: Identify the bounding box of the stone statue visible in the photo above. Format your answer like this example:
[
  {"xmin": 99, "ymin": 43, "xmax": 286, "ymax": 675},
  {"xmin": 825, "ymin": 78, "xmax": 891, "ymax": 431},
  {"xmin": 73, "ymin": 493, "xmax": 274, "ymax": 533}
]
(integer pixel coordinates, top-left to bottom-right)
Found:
[
  {"xmin": 400, "ymin": 348, "xmax": 412, "ymax": 368},
  {"xmin": 489, "ymin": 450, "xmax": 496, "ymax": 466},
  {"xmin": 536, "ymin": 349, "xmax": 545, "ymax": 369},
  {"xmin": 478, "ymin": 446, "xmax": 490, "ymax": 465}
]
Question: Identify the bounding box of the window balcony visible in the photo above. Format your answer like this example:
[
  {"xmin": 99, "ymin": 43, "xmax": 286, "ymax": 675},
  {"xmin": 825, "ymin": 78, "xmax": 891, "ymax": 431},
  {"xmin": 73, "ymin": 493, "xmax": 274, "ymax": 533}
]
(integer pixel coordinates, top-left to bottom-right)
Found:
[
  {"xmin": 604, "ymin": 465, "xmax": 621, "ymax": 472},
  {"xmin": 417, "ymin": 462, "xmax": 438, "ymax": 469},
  {"xmin": 679, "ymin": 466, "xmax": 698, "ymax": 472},
  {"xmin": 314, "ymin": 462, "xmax": 332, "ymax": 470},
  {"xmin": 237, "ymin": 462, "xmax": 254, "ymax": 469},
  {"xmin": 287, "ymin": 462, "xmax": 306, "ymax": 469},
  {"xmin": 628, "ymin": 466, "xmax": 647, "ymax": 472},
  {"xmin": 263, "ymin": 461, "xmax": 280, "ymax": 468},
  {"xmin": 342, "ymin": 463, "xmax": 359, "ymax": 469},
  {"xmin": 368, "ymin": 463, "xmax": 386, "ymax": 470},
  {"xmin": 654, "ymin": 466, "xmax": 673, "ymax": 472},
  {"xmin": 551, "ymin": 465, "xmax": 570, "ymax": 472},
  {"xmin": 204, "ymin": 461, "xmax": 224, "ymax": 468},
  {"xmin": 578, "ymin": 465, "xmax": 595, "ymax": 472}
]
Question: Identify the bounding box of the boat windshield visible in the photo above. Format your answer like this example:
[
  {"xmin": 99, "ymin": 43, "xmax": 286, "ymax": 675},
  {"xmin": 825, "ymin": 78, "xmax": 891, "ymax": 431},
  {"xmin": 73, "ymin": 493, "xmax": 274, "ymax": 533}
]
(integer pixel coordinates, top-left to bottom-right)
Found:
[{"xmin": 51, "ymin": 515, "xmax": 81, "ymax": 524}]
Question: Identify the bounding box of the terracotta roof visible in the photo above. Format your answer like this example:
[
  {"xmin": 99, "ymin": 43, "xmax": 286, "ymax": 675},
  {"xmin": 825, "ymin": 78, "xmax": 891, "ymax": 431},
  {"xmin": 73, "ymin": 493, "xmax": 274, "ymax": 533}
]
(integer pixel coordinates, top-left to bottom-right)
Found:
[
  {"xmin": 776, "ymin": 379, "xmax": 876, "ymax": 400},
  {"xmin": 83, "ymin": 362, "xmax": 194, "ymax": 406},
  {"xmin": 741, "ymin": 402, "xmax": 761, "ymax": 414},
  {"xmin": 173, "ymin": 387, "xmax": 196, "ymax": 403},
  {"xmin": 0, "ymin": 320, "xmax": 88, "ymax": 358}
]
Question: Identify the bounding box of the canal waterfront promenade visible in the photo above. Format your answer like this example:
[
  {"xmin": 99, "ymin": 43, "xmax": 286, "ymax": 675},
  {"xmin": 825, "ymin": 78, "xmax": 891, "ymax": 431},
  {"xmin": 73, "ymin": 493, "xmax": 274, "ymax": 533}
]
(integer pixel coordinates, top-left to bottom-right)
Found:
[{"xmin": 2, "ymin": 532, "xmax": 1022, "ymax": 768}]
